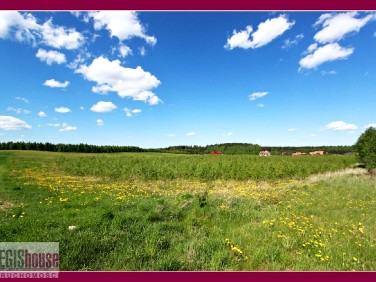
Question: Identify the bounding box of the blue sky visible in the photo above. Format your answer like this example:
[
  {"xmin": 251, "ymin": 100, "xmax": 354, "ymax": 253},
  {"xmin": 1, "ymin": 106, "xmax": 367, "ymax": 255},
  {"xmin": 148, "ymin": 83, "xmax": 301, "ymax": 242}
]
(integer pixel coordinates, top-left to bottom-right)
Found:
[{"xmin": 0, "ymin": 11, "xmax": 375, "ymax": 148}]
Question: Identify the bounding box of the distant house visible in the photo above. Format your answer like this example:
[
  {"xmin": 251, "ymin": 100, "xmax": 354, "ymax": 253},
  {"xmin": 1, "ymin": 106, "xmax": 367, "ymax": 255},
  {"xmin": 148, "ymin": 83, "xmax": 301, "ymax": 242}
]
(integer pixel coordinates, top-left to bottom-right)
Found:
[
  {"xmin": 292, "ymin": 152, "xmax": 307, "ymax": 156},
  {"xmin": 210, "ymin": 151, "xmax": 222, "ymax": 155},
  {"xmin": 259, "ymin": 150, "xmax": 271, "ymax": 156},
  {"xmin": 309, "ymin": 151, "xmax": 325, "ymax": 155}
]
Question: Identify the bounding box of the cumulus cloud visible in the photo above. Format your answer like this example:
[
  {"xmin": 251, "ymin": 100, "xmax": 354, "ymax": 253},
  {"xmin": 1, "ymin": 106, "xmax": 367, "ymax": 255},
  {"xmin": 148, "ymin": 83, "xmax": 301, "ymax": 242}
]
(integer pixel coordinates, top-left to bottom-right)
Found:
[
  {"xmin": 124, "ymin": 108, "xmax": 141, "ymax": 117},
  {"xmin": 7, "ymin": 107, "xmax": 30, "ymax": 114},
  {"xmin": 38, "ymin": 111, "xmax": 47, "ymax": 117},
  {"xmin": 225, "ymin": 14, "xmax": 295, "ymax": 50},
  {"xmin": 0, "ymin": 11, "xmax": 84, "ymax": 49},
  {"xmin": 314, "ymin": 12, "xmax": 375, "ymax": 44},
  {"xmin": 54, "ymin": 107, "xmax": 71, "ymax": 113},
  {"xmin": 88, "ymin": 11, "xmax": 156, "ymax": 44},
  {"xmin": 249, "ymin": 92, "xmax": 269, "ymax": 101},
  {"xmin": 43, "ymin": 79, "xmax": 70, "ymax": 88},
  {"xmin": 59, "ymin": 122, "xmax": 77, "ymax": 132},
  {"xmin": 96, "ymin": 119, "xmax": 104, "ymax": 126},
  {"xmin": 36, "ymin": 48, "xmax": 66, "ymax": 65},
  {"xmin": 325, "ymin": 121, "xmax": 358, "ymax": 131},
  {"xmin": 299, "ymin": 43, "xmax": 353, "ymax": 70},
  {"xmin": 76, "ymin": 56, "xmax": 161, "ymax": 105},
  {"xmin": 0, "ymin": 116, "xmax": 32, "ymax": 130},
  {"xmin": 90, "ymin": 101, "xmax": 117, "ymax": 113}
]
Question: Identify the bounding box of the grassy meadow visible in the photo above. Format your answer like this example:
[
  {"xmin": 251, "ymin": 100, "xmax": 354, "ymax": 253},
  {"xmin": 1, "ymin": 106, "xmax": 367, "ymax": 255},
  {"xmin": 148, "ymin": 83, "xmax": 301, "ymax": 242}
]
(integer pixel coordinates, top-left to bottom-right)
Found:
[{"xmin": 0, "ymin": 151, "xmax": 375, "ymax": 271}]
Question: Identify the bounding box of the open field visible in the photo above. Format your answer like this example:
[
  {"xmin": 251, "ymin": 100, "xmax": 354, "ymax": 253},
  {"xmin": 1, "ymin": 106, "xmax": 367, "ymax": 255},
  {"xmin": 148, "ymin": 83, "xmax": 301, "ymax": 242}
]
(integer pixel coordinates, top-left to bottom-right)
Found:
[{"xmin": 0, "ymin": 151, "xmax": 375, "ymax": 271}]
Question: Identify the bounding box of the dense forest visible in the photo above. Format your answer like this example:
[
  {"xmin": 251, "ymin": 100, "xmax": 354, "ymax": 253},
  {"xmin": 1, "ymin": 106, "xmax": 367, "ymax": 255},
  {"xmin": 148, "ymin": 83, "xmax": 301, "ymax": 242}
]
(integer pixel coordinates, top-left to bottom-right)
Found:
[{"xmin": 0, "ymin": 141, "xmax": 354, "ymax": 155}]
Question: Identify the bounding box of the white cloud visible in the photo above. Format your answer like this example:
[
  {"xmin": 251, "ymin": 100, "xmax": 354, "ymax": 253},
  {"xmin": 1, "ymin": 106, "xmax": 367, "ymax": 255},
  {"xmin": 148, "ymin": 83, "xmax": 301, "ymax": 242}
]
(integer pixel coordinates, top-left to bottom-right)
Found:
[
  {"xmin": 225, "ymin": 14, "xmax": 295, "ymax": 50},
  {"xmin": 321, "ymin": 70, "xmax": 337, "ymax": 75},
  {"xmin": 48, "ymin": 123, "xmax": 60, "ymax": 127},
  {"xmin": 7, "ymin": 107, "xmax": 30, "ymax": 114},
  {"xmin": 88, "ymin": 11, "xmax": 157, "ymax": 45},
  {"xmin": 299, "ymin": 43, "xmax": 353, "ymax": 70},
  {"xmin": 282, "ymin": 34, "xmax": 304, "ymax": 49},
  {"xmin": 15, "ymin": 97, "xmax": 29, "ymax": 103},
  {"xmin": 166, "ymin": 133, "xmax": 176, "ymax": 137},
  {"xmin": 288, "ymin": 128, "xmax": 297, "ymax": 131},
  {"xmin": 119, "ymin": 44, "xmax": 132, "ymax": 57},
  {"xmin": 0, "ymin": 116, "xmax": 32, "ymax": 130},
  {"xmin": 96, "ymin": 119, "xmax": 104, "ymax": 126},
  {"xmin": 325, "ymin": 121, "xmax": 358, "ymax": 131},
  {"xmin": 257, "ymin": 103, "xmax": 265, "ymax": 108},
  {"xmin": 222, "ymin": 131, "xmax": 233, "ymax": 137},
  {"xmin": 36, "ymin": 48, "xmax": 66, "ymax": 65},
  {"xmin": 54, "ymin": 107, "xmax": 71, "ymax": 113},
  {"xmin": 186, "ymin": 132, "xmax": 196, "ymax": 136},
  {"xmin": 59, "ymin": 123, "xmax": 77, "ymax": 132},
  {"xmin": 80, "ymin": 106, "xmax": 85, "ymax": 110},
  {"xmin": 364, "ymin": 124, "xmax": 376, "ymax": 128},
  {"xmin": 0, "ymin": 11, "xmax": 84, "ymax": 49},
  {"xmin": 90, "ymin": 101, "xmax": 117, "ymax": 113},
  {"xmin": 38, "ymin": 111, "xmax": 47, "ymax": 117},
  {"xmin": 249, "ymin": 92, "xmax": 269, "ymax": 101},
  {"xmin": 309, "ymin": 133, "xmax": 317, "ymax": 137},
  {"xmin": 43, "ymin": 79, "xmax": 70, "ymax": 88},
  {"xmin": 139, "ymin": 46, "xmax": 146, "ymax": 56},
  {"xmin": 124, "ymin": 108, "xmax": 141, "ymax": 117},
  {"xmin": 76, "ymin": 56, "xmax": 161, "ymax": 105},
  {"xmin": 314, "ymin": 12, "xmax": 375, "ymax": 44}
]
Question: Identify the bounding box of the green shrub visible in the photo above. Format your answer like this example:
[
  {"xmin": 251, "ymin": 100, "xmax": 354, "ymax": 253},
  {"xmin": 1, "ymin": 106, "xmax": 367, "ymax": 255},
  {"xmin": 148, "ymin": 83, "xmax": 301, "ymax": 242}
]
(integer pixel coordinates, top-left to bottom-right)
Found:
[{"xmin": 354, "ymin": 127, "xmax": 376, "ymax": 169}]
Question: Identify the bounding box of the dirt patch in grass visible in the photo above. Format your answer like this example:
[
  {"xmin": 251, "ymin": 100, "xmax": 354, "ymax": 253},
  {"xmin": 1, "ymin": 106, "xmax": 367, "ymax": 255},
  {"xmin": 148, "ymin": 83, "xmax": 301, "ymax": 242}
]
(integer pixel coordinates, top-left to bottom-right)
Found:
[{"xmin": 0, "ymin": 200, "xmax": 14, "ymax": 211}]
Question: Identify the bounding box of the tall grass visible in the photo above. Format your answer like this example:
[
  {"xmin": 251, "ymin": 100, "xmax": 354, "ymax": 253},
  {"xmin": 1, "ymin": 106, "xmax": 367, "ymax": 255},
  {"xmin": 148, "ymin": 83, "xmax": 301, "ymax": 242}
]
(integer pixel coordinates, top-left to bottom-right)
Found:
[{"xmin": 56, "ymin": 153, "xmax": 356, "ymax": 181}]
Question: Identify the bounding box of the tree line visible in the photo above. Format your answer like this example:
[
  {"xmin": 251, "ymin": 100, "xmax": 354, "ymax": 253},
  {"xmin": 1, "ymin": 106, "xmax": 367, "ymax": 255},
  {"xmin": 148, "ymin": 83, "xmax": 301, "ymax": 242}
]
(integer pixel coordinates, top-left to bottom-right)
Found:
[{"xmin": 0, "ymin": 141, "xmax": 354, "ymax": 155}]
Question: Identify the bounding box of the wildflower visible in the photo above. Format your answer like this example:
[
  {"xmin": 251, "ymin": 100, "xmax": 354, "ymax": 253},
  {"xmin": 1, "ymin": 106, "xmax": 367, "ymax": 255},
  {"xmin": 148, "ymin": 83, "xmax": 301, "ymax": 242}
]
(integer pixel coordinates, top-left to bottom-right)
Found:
[
  {"xmin": 68, "ymin": 226, "xmax": 77, "ymax": 231},
  {"xmin": 352, "ymin": 257, "xmax": 358, "ymax": 262}
]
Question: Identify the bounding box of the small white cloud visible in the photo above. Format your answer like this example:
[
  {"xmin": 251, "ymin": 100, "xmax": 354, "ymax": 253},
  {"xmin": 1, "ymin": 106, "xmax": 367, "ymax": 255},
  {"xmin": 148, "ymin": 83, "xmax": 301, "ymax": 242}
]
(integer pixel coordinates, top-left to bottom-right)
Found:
[
  {"xmin": 0, "ymin": 116, "xmax": 32, "ymax": 130},
  {"xmin": 15, "ymin": 97, "xmax": 29, "ymax": 103},
  {"xmin": 325, "ymin": 121, "xmax": 358, "ymax": 131},
  {"xmin": 321, "ymin": 70, "xmax": 337, "ymax": 75},
  {"xmin": 288, "ymin": 128, "xmax": 297, "ymax": 131},
  {"xmin": 166, "ymin": 133, "xmax": 176, "ymax": 137},
  {"xmin": 249, "ymin": 92, "xmax": 269, "ymax": 101},
  {"xmin": 7, "ymin": 107, "xmax": 30, "ymax": 114},
  {"xmin": 225, "ymin": 14, "xmax": 295, "ymax": 50},
  {"xmin": 139, "ymin": 46, "xmax": 146, "ymax": 56},
  {"xmin": 222, "ymin": 131, "xmax": 233, "ymax": 137},
  {"xmin": 186, "ymin": 132, "xmax": 196, "ymax": 136},
  {"xmin": 43, "ymin": 79, "xmax": 70, "ymax": 88},
  {"xmin": 257, "ymin": 103, "xmax": 265, "ymax": 108},
  {"xmin": 96, "ymin": 119, "xmax": 104, "ymax": 126},
  {"xmin": 282, "ymin": 34, "xmax": 304, "ymax": 49},
  {"xmin": 90, "ymin": 101, "xmax": 117, "ymax": 113},
  {"xmin": 124, "ymin": 108, "xmax": 141, "ymax": 117},
  {"xmin": 54, "ymin": 107, "xmax": 71, "ymax": 113},
  {"xmin": 87, "ymin": 11, "xmax": 157, "ymax": 45},
  {"xmin": 364, "ymin": 123, "xmax": 376, "ymax": 128},
  {"xmin": 38, "ymin": 111, "xmax": 47, "ymax": 117},
  {"xmin": 299, "ymin": 43, "xmax": 353, "ymax": 70},
  {"xmin": 79, "ymin": 106, "xmax": 85, "ymax": 110},
  {"xmin": 48, "ymin": 123, "xmax": 61, "ymax": 127},
  {"xmin": 59, "ymin": 123, "xmax": 77, "ymax": 132},
  {"xmin": 119, "ymin": 44, "xmax": 132, "ymax": 57},
  {"xmin": 314, "ymin": 12, "xmax": 375, "ymax": 44},
  {"xmin": 309, "ymin": 133, "xmax": 317, "ymax": 137},
  {"xmin": 36, "ymin": 49, "xmax": 66, "ymax": 65}
]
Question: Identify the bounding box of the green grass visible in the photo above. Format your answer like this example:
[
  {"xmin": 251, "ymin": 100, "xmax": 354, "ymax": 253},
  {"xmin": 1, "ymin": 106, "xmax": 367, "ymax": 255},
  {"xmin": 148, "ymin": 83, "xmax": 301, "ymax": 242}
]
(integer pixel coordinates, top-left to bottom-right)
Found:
[{"xmin": 0, "ymin": 151, "xmax": 374, "ymax": 271}]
